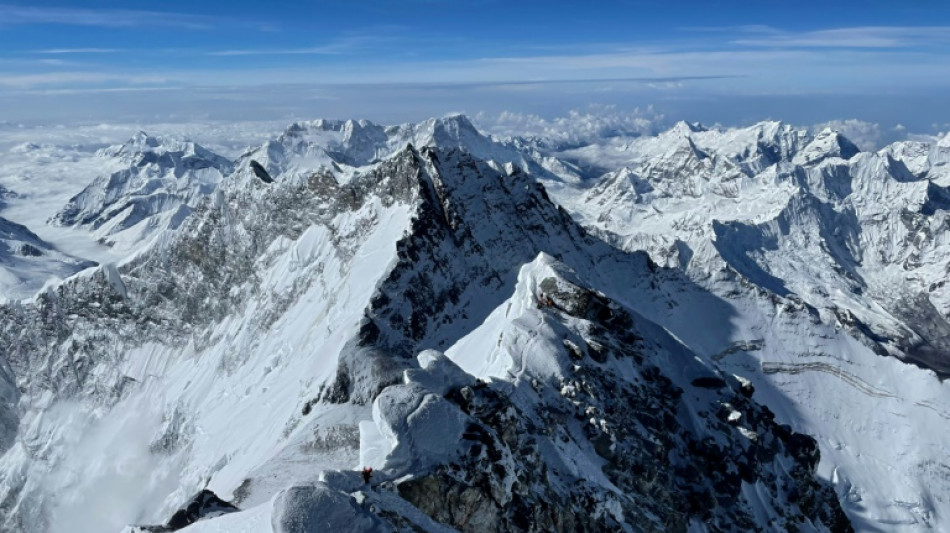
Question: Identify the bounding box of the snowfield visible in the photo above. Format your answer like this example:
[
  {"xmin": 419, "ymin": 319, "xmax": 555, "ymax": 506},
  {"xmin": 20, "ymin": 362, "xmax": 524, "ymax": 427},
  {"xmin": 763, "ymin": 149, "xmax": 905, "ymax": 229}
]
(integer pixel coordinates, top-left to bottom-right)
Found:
[{"xmin": 0, "ymin": 114, "xmax": 947, "ymax": 532}]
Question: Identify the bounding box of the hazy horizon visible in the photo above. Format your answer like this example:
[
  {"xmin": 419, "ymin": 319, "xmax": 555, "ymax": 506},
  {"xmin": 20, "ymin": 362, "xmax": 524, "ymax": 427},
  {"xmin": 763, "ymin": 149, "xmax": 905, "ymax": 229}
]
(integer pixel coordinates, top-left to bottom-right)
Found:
[{"xmin": 2, "ymin": 1, "xmax": 949, "ymax": 137}]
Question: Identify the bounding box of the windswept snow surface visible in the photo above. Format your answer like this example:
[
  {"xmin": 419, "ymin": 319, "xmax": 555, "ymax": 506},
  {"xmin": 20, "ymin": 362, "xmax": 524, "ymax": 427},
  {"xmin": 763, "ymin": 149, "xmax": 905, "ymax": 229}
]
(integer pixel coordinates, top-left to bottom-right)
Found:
[{"xmin": 0, "ymin": 115, "xmax": 947, "ymax": 531}]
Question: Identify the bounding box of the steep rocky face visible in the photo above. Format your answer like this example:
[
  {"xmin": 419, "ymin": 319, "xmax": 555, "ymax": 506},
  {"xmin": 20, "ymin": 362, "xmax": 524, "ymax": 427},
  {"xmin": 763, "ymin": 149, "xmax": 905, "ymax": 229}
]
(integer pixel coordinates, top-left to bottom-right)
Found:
[
  {"xmin": 314, "ymin": 143, "xmax": 600, "ymax": 405},
  {"xmin": 328, "ymin": 140, "xmax": 850, "ymax": 531},
  {"xmin": 361, "ymin": 147, "xmax": 589, "ymax": 355},
  {"xmin": 391, "ymin": 262, "xmax": 850, "ymax": 532},
  {"xmin": 330, "ymin": 261, "xmax": 851, "ymax": 533}
]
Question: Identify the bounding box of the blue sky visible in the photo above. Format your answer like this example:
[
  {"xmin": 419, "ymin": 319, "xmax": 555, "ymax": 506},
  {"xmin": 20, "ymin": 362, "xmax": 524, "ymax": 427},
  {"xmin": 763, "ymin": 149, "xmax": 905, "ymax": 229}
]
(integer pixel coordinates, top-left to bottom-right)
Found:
[{"xmin": 2, "ymin": 1, "xmax": 950, "ymax": 130}]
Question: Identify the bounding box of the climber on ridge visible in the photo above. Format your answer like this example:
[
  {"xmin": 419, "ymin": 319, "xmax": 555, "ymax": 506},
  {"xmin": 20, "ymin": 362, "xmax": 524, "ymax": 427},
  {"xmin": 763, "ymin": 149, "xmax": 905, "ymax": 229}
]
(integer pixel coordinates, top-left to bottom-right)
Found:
[
  {"xmin": 361, "ymin": 466, "xmax": 373, "ymax": 485},
  {"xmin": 537, "ymin": 292, "xmax": 554, "ymax": 309}
]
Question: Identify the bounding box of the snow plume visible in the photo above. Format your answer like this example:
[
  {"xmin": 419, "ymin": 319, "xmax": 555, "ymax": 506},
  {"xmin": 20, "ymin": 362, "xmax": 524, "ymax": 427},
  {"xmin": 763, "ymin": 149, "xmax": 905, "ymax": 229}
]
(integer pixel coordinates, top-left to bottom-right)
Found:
[
  {"xmin": 474, "ymin": 105, "xmax": 662, "ymax": 146},
  {"xmin": 808, "ymin": 119, "xmax": 887, "ymax": 151},
  {"xmin": 33, "ymin": 394, "xmax": 187, "ymax": 533}
]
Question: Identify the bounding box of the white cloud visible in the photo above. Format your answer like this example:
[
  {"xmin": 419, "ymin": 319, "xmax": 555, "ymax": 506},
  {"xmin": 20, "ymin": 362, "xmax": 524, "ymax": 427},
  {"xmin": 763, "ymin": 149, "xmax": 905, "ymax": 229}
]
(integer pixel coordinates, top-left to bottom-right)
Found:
[
  {"xmin": 0, "ymin": 4, "xmax": 228, "ymax": 29},
  {"xmin": 474, "ymin": 105, "xmax": 662, "ymax": 145},
  {"xmin": 0, "ymin": 72, "xmax": 169, "ymax": 89},
  {"xmin": 34, "ymin": 48, "xmax": 118, "ymax": 54},
  {"xmin": 729, "ymin": 25, "xmax": 950, "ymax": 49},
  {"xmin": 2, "ymin": 36, "xmax": 950, "ymax": 97},
  {"xmin": 207, "ymin": 34, "xmax": 389, "ymax": 57}
]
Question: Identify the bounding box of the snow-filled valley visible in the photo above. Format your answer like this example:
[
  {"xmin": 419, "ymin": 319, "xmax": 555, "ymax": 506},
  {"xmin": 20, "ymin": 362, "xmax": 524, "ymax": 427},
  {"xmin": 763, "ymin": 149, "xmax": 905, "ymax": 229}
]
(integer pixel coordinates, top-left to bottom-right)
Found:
[{"xmin": 0, "ymin": 114, "xmax": 948, "ymax": 532}]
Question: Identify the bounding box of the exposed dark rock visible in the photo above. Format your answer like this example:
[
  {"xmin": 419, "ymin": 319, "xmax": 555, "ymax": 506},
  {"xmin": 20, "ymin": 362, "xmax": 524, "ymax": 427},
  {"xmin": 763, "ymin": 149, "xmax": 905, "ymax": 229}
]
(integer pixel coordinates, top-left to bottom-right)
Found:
[
  {"xmin": 17, "ymin": 244, "xmax": 43, "ymax": 257},
  {"xmin": 396, "ymin": 286, "xmax": 851, "ymax": 532},
  {"xmin": 249, "ymin": 160, "xmax": 274, "ymax": 183},
  {"xmin": 691, "ymin": 376, "xmax": 728, "ymax": 389},
  {"xmin": 134, "ymin": 490, "xmax": 238, "ymax": 532}
]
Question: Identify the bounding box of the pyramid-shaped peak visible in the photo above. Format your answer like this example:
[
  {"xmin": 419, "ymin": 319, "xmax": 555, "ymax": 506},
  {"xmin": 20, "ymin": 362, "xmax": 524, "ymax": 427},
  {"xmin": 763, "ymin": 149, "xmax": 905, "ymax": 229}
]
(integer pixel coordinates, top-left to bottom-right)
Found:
[
  {"xmin": 97, "ymin": 131, "xmax": 165, "ymax": 158},
  {"xmin": 128, "ymin": 131, "xmax": 161, "ymax": 149},
  {"xmin": 670, "ymin": 120, "xmax": 707, "ymax": 135},
  {"xmin": 436, "ymin": 113, "xmax": 477, "ymax": 128},
  {"xmin": 416, "ymin": 114, "xmax": 491, "ymax": 151},
  {"xmin": 793, "ymin": 127, "xmax": 861, "ymax": 165},
  {"xmin": 813, "ymin": 128, "xmax": 861, "ymax": 157},
  {"xmin": 427, "ymin": 114, "xmax": 482, "ymax": 138}
]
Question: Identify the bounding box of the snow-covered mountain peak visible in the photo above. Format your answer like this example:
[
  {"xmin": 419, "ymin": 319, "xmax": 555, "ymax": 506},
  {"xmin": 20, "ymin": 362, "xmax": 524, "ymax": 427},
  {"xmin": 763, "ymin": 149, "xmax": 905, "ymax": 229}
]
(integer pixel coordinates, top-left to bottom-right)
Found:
[
  {"xmin": 248, "ymin": 115, "xmax": 494, "ymax": 179},
  {"xmin": 277, "ymin": 118, "xmax": 382, "ymax": 150},
  {"xmin": 244, "ymin": 114, "xmax": 560, "ymax": 194},
  {"xmin": 94, "ymin": 131, "xmax": 231, "ymax": 176},
  {"xmin": 750, "ymin": 119, "xmax": 788, "ymax": 137},
  {"xmin": 669, "ymin": 119, "xmax": 706, "ymax": 136},
  {"xmin": 384, "ymin": 114, "xmax": 506, "ymax": 166},
  {"xmin": 101, "ymin": 131, "xmax": 177, "ymax": 156},
  {"xmin": 52, "ymin": 133, "xmax": 233, "ymax": 253},
  {"xmin": 129, "ymin": 130, "xmax": 160, "ymax": 149},
  {"xmin": 880, "ymin": 140, "xmax": 932, "ymax": 177},
  {"xmin": 275, "ymin": 114, "xmax": 491, "ymax": 159},
  {"xmin": 416, "ymin": 114, "xmax": 483, "ymax": 145},
  {"xmin": 792, "ymin": 127, "xmax": 860, "ymax": 165},
  {"xmin": 557, "ymin": 120, "xmax": 810, "ymax": 181}
]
